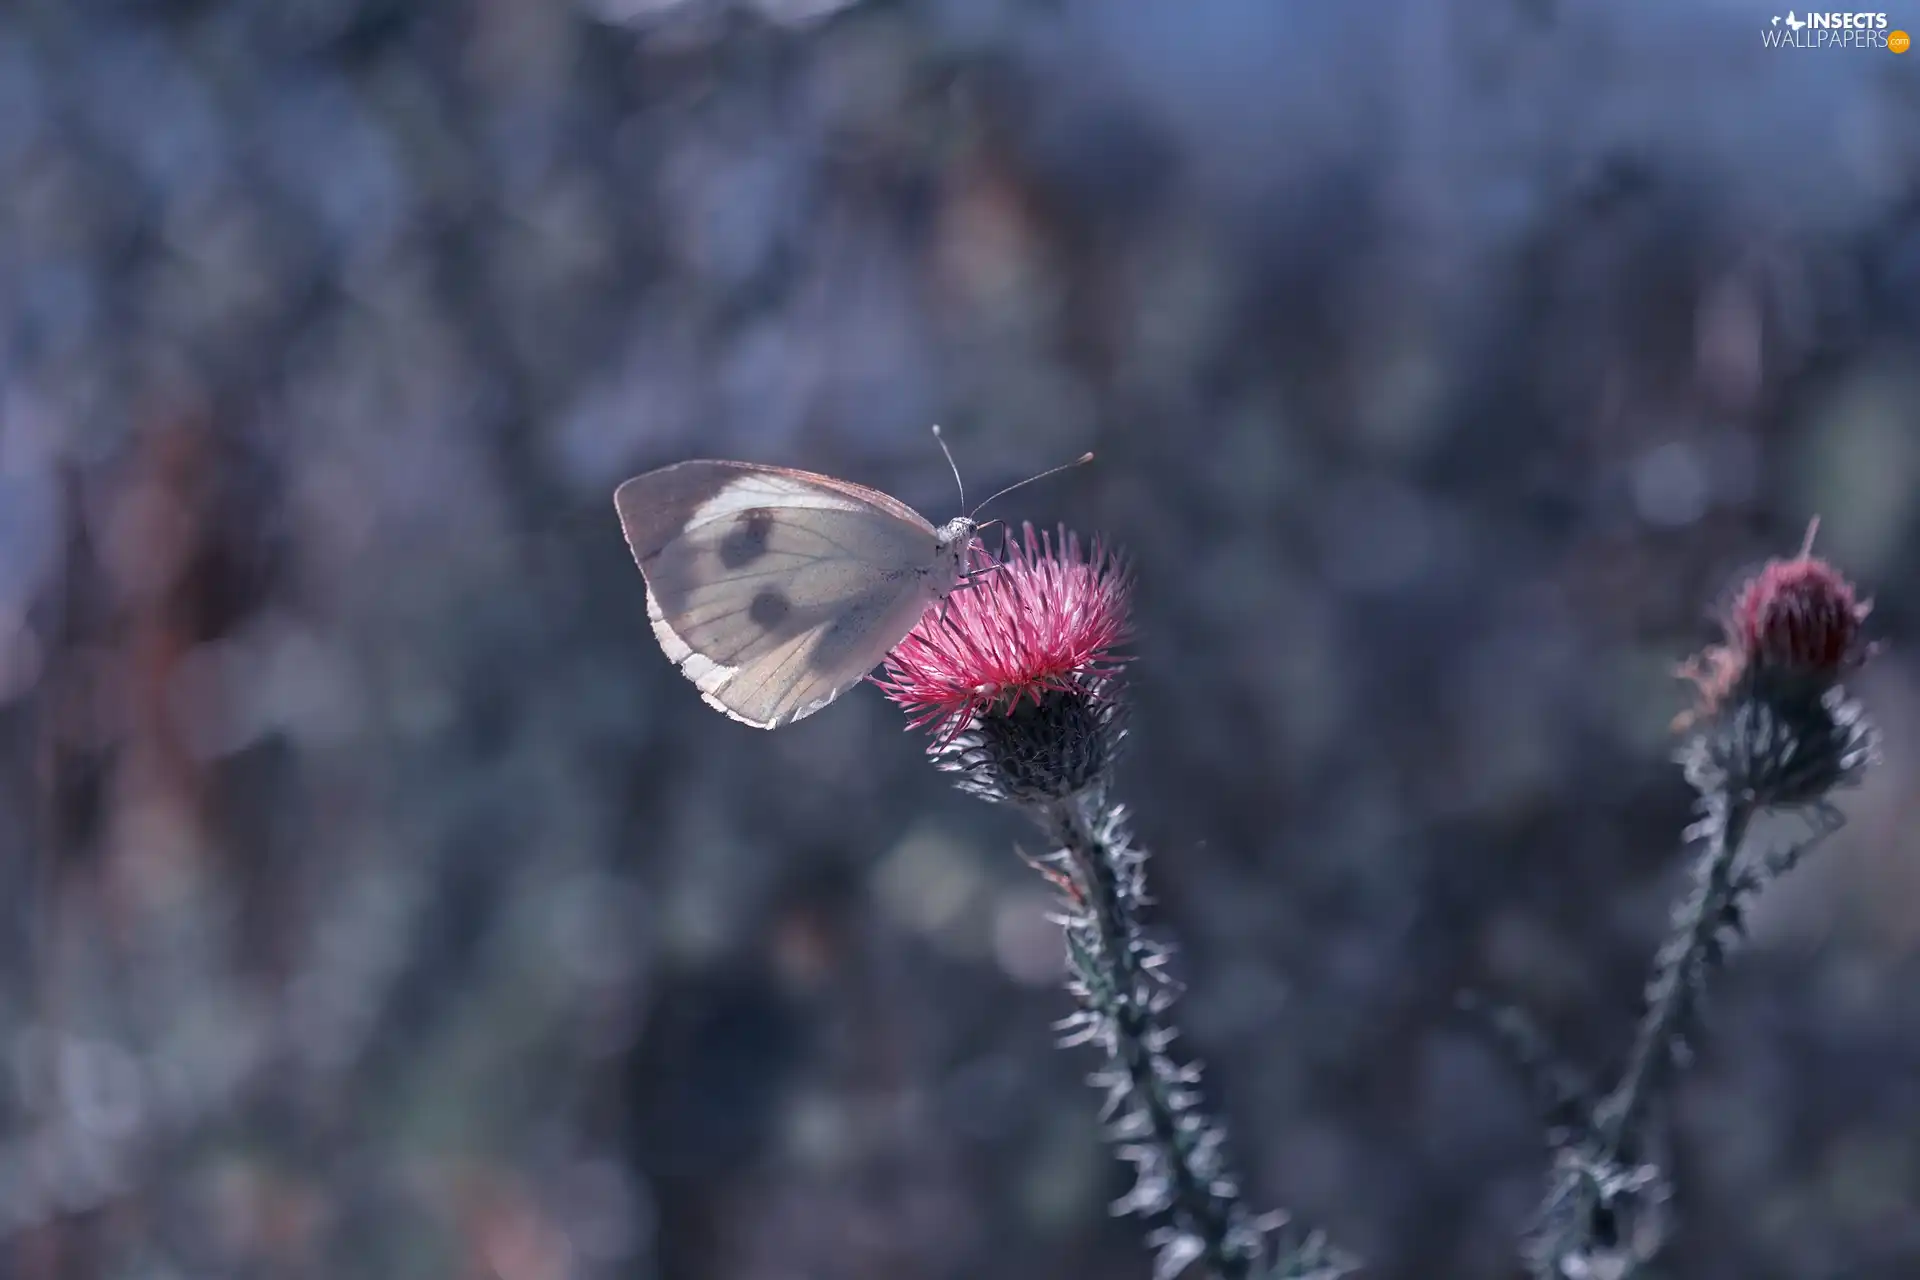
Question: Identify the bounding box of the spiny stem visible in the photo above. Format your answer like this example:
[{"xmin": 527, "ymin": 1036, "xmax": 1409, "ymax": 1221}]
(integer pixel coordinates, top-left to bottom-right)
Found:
[
  {"xmin": 1596, "ymin": 797, "xmax": 1752, "ymax": 1161},
  {"xmin": 1043, "ymin": 791, "xmax": 1257, "ymax": 1280}
]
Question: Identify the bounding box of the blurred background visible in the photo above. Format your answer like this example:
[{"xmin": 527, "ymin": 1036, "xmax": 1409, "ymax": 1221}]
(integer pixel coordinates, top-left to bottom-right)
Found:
[{"xmin": 2, "ymin": 1, "xmax": 1919, "ymax": 1277}]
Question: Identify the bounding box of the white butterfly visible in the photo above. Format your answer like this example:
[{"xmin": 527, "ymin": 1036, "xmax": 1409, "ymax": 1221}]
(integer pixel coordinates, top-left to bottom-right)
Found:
[
  {"xmin": 614, "ymin": 460, "xmax": 980, "ymax": 729},
  {"xmin": 615, "ymin": 444, "xmax": 1092, "ymax": 728}
]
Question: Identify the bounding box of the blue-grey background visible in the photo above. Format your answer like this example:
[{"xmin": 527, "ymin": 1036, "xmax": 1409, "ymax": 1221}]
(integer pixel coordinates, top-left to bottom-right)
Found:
[{"xmin": 2, "ymin": 2, "xmax": 1918, "ymax": 1277}]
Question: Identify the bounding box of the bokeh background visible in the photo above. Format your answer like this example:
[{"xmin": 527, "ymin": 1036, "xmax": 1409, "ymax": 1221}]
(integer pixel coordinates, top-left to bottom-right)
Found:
[{"xmin": 3, "ymin": 1, "xmax": 1919, "ymax": 1277}]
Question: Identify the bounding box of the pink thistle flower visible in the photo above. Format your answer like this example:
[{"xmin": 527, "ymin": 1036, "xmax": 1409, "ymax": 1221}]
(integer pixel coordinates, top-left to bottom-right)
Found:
[
  {"xmin": 1673, "ymin": 519, "xmax": 1879, "ymax": 809},
  {"xmin": 1677, "ymin": 518, "xmax": 1873, "ymax": 731},
  {"xmin": 876, "ymin": 523, "xmax": 1132, "ymax": 741},
  {"xmin": 874, "ymin": 520, "xmax": 1348, "ymax": 1275},
  {"xmin": 1728, "ymin": 518, "xmax": 1872, "ymax": 676},
  {"xmin": 875, "ymin": 523, "xmax": 1132, "ymax": 803}
]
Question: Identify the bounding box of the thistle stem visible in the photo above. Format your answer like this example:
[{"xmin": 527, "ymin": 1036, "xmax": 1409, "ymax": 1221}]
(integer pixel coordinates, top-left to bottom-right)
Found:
[
  {"xmin": 1596, "ymin": 796, "xmax": 1753, "ymax": 1161},
  {"xmin": 1043, "ymin": 791, "xmax": 1256, "ymax": 1280}
]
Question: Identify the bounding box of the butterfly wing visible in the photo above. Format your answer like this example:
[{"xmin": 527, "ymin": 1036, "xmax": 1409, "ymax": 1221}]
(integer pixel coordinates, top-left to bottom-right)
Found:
[{"xmin": 615, "ymin": 461, "xmax": 951, "ymax": 728}]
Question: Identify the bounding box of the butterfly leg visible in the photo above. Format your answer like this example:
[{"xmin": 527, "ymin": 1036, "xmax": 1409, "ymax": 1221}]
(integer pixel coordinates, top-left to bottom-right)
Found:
[
  {"xmin": 944, "ymin": 563, "xmax": 1005, "ymax": 621},
  {"xmin": 958, "ymin": 562, "xmax": 1009, "ymax": 588}
]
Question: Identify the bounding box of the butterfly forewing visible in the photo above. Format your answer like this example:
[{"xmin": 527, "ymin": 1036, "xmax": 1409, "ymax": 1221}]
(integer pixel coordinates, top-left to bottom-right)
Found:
[{"xmin": 615, "ymin": 461, "xmax": 956, "ymax": 728}]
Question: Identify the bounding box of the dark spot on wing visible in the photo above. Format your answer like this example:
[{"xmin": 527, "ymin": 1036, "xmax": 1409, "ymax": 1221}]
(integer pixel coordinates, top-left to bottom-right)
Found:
[
  {"xmin": 719, "ymin": 508, "xmax": 776, "ymax": 569},
  {"xmin": 749, "ymin": 588, "xmax": 791, "ymax": 628}
]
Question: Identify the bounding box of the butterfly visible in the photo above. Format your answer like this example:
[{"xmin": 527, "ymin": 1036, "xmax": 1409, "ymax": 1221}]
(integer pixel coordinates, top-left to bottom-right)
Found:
[{"xmin": 614, "ymin": 439, "xmax": 1090, "ymax": 729}]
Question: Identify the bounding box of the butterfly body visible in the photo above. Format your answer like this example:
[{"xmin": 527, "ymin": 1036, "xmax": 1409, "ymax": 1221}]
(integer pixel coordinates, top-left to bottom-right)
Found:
[{"xmin": 615, "ymin": 460, "xmax": 977, "ymax": 728}]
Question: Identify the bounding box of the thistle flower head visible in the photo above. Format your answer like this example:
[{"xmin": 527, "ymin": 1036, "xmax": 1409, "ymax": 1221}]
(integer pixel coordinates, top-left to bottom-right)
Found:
[
  {"xmin": 1677, "ymin": 519, "xmax": 1879, "ymax": 806},
  {"xmin": 1727, "ymin": 517, "xmax": 1873, "ymax": 677},
  {"xmin": 875, "ymin": 523, "xmax": 1131, "ymax": 803},
  {"xmin": 1678, "ymin": 520, "xmax": 1873, "ymax": 720}
]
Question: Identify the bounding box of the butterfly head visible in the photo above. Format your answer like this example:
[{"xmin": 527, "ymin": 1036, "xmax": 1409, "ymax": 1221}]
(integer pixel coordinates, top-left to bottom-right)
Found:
[
  {"xmin": 935, "ymin": 516, "xmax": 979, "ymax": 570},
  {"xmin": 922, "ymin": 516, "xmax": 981, "ymax": 613}
]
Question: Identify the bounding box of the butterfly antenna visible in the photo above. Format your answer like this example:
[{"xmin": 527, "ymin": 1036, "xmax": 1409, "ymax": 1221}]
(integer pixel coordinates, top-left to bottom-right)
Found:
[
  {"xmin": 1799, "ymin": 515, "xmax": 1821, "ymax": 558},
  {"xmin": 969, "ymin": 452, "xmax": 1095, "ymax": 520},
  {"xmin": 932, "ymin": 425, "xmax": 966, "ymax": 511}
]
